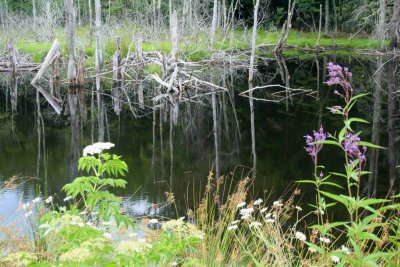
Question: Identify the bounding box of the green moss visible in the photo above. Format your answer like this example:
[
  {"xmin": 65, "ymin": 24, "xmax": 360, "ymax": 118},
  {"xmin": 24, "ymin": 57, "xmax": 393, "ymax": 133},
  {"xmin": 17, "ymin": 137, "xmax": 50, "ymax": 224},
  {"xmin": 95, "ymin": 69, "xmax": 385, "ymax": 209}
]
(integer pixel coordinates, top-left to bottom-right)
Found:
[
  {"xmin": 145, "ymin": 63, "xmax": 162, "ymax": 76},
  {"xmin": 16, "ymin": 41, "xmax": 53, "ymax": 63},
  {"xmin": 8, "ymin": 27, "xmax": 388, "ymax": 64}
]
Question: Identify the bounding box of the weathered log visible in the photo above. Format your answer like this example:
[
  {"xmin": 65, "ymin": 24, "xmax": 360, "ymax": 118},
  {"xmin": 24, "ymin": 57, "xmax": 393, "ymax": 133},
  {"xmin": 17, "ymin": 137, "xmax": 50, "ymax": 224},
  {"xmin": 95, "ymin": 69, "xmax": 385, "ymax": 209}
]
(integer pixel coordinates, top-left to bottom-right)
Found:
[
  {"xmin": 31, "ymin": 39, "xmax": 60, "ymax": 85},
  {"xmin": 32, "ymin": 83, "xmax": 62, "ymax": 114}
]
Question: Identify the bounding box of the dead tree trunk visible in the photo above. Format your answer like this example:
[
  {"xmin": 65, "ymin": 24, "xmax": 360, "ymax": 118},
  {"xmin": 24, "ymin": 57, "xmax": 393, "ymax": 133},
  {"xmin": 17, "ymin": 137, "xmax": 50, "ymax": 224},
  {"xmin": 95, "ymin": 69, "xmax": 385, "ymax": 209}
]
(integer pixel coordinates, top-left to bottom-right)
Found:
[
  {"xmin": 388, "ymin": 57, "xmax": 398, "ymax": 190},
  {"xmin": 316, "ymin": 4, "xmax": 323, "ymax": 50},
  {"xmin": 32, "ymin": 0, "xmax": 37, "ymax": 28},
  {"xmin": 65, "ymin": 0, "xmax": 77, "ymax": 87},
  {"xmin": 31, "ymin": 39, "xmax": 60, "ymax": 85},
  {"xmin": 210, "ymin": 0, "xmax": 219, "ymax": 47},
  {"xmin": 367, "ymin": 58, "xmax": 383, "ymax": 197},
  {"xmin": 248, "ymin": 0, "xmax": 260, "ymax": 83},
  {"xmin": 136, "ymin": 33, "xmax": 144, "ymax": 109},
  {"xmin": 51, "ymin": 55, "xmax": 61, "ymax": 99},
  {"xmin": 95, "ymin": 0, "xmax": 104, "ymax": 141},
  {"xmin": 388, "ymin": 0, "xmax": 400, "ymax": 49},
  {"xmin": 8, "ymin": 41, "xmax": 17, "ymax": 74},
  {"xmin": 324, "ymin": 0, "xmax": 329, "ymax": 33},
  {"xmin": 377, "ymin": 0, "xmax": 386, "ymax": 43},
  {"xmin": 274, "ymin": 0, "xmax": 296, "ymax": 54},
  {"xmin": 77, "ymin": 50, "xmax": 87, "ymax": 121},
  {"xmin": 332, "ymin": 0, "xmax": 338, "ymax": 32},
  {"xmin": 170, "ymin": 10, "xmax": 178, "ymax": 63},
  {"xmin": 112, "ymin": 36, "xmax": 122, "ymax": 115}
]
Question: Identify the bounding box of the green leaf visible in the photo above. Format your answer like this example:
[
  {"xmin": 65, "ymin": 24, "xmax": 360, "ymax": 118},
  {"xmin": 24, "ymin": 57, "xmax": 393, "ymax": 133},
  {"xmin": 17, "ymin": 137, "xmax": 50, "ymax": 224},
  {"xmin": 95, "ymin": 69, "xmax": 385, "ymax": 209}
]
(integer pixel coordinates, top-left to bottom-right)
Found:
[
  {"xmin": 296, "ymin": 179, "xmax": 317, "ymax": 185},
  {"xmin": 313, "ymin": 140, "xmax": 343, "ymax": 148},
  {"xmin": 358, "ymin": 141, "xmax": 385, "ymax": 149}
]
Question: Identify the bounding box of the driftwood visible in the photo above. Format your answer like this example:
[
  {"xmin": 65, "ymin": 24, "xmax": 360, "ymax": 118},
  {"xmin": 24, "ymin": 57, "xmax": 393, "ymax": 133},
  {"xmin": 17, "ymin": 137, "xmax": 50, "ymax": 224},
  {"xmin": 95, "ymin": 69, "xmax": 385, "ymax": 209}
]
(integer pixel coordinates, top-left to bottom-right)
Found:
[
  {"xmin": 32, "ymin": 83, "xmax": 62, "ymax": 114},
  {"xmin": 0, "ymin": 42, "xmax": 40, "ymax": 72},
  {"xmin": 31, "ymin": 39, "xmax": 60, "ymax": 85}
]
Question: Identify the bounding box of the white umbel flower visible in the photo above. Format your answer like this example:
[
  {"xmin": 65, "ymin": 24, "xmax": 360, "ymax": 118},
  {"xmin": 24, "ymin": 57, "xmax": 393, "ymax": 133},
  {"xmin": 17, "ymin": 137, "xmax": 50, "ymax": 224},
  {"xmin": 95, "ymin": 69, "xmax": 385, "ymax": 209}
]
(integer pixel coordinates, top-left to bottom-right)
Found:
[
  {"xmin": 227, "ymin": 225, "xmax": 238, "ymax": 231},
  {"xmin": 240, "ymin": 208, "xmax": 254, "ymax": 215},
  {"xmin": 273, "ymin": 200, "xmax": 283, "ymax": 207},
  {"xmin": 249, "ymin": 221, "xmax": 262, "ymax": 228},
  {"xmin": 331, "ymin": 255, "xmax": 340, "ymax": 263},
  {"xmin": 237, "ymin": 202, "xmax": 246, "ymax": 208},
  {"xmin": 148, "ymin": 219, "xmax": 159, "ymax": 224},
  {"xmin": 260, "ymin": 207, "xmax": 268, "ymax": 213},
  {"xmin": 83, "ymin": 142, "xmax": 115, "ymax": 156},
  {"xmin": 319, "ymin": 237, "xmax": 331, "ymax": 244},
  {"xmin": 254, "ymin": 198, "xmax": 263, "ymax": 205},
  {"xmin": 341, "ymin": 245, "xmax": 351, "ymax": 255},
  {"xmin": 295, "ymin": 231, "xmax": 306, "ymax": 241},
  {"xmin": 32, "ymin": 197, "xmax": 41, "ymax": 204},
  {"xmin": 45, "ymin": 196, "xmax": 53, "ymax": 204}
]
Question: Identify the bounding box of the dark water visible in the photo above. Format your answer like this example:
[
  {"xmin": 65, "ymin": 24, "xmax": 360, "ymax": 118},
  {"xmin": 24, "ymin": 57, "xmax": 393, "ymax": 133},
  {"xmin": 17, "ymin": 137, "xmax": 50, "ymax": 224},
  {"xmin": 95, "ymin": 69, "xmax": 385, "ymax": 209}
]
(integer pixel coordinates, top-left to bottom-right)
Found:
[{"xmin": 0, "ymin": 54, "xmax": 399, "ymax": 225}]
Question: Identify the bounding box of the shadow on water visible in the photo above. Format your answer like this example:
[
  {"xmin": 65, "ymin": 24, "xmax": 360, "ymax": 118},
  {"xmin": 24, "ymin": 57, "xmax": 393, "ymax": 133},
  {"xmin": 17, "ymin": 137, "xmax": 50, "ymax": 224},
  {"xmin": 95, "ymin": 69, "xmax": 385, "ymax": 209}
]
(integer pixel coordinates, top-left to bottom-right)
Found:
[{"xmin": 0, "ymin": 54, "xmax": 399, "ymax": 222}]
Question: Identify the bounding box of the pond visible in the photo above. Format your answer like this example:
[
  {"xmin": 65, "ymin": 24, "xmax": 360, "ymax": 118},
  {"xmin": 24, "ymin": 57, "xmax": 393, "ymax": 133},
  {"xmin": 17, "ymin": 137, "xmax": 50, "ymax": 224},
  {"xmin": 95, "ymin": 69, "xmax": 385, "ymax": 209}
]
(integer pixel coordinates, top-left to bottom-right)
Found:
[{"xmin": 0, "ymin": 54, "xmax": 398, "ymax": 227}]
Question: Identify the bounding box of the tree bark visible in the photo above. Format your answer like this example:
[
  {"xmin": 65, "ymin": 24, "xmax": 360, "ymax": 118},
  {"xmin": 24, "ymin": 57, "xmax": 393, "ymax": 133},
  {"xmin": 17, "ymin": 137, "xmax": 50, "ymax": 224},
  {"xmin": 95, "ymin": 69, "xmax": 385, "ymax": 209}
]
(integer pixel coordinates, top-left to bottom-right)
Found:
[
  {"xmin": 388, "ymin": 57, "xmax": 398, "ymax": 191},
  {"xmin": 388, "ymin": 0, "xmax": 400, "ymax": 49},
  {"xmin": 324, "ymin": 0, "xmax": 329, "ymax": 33},
  {"xmin": 32, "ymin": 0, "xmax": 37, "ymax": 28},
  {"xmin": 332, "ymin": 0, "xmax": 338, "ymax": 32},
  {"xmin": 316, "ymin": 4, "xmax": 322, "ymax": 49},
  {"xmin": 377, "ymin": 0, "xmax": 386, "ymax": 42},
  {"xmin": 367, "ymin": 58, "xmax": 383, "ymax": 197},
  {"xmin": 210, "ymin": 0, "xmax": 219, "ymax": 47},
  {"xmin": 65, "ymin": 0, "xmax": 77, "ymax": 86},
  {"xmin": 95, "ymin": 0, "xmax": 104, "ymax": 141},
  {"xmin": 170, "ymin": 10, "xmax": 178, "ymax": 62},
  {"xmin": 249, "ymin": 0, "xmax": 260, "ymax": 83}
]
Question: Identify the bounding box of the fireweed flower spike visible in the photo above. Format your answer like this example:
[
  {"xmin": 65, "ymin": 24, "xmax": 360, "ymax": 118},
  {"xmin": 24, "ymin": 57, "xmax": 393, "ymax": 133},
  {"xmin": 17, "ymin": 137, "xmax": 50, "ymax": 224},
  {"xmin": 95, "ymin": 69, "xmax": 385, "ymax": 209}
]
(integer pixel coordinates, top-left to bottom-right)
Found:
[
  {"xmin": 304, "ymin": 126, "xmax": 327, "ymax": 159},
  {"xmin": 343, "ymin": 133, "xmax": 367, "ymax": 164}
]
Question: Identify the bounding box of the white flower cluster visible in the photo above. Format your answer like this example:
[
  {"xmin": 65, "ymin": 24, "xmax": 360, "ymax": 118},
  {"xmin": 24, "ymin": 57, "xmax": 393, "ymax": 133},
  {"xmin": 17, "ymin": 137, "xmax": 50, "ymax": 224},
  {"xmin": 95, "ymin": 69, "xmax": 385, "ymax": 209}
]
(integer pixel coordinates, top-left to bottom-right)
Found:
[
  {"xmin": 295, "ymin": 231, "xmax": 306, "ymax": 241},
  {"xmin": 237, "ymin": 202, "xmax": 246, "ymax": 208},
  {"xmin": 254, "ymin": 198, "xmax": 263, "ymax": 205},
  {"xmin": 273, "ymin": 200, "xmax": 283, "ymax": 207},
  {"xmin": 45, "ymin": 196, "xmax": 53, "ymax": 204},
  {"xmin": 83, "ymin": 142, "xmax": 115, "ymax": 156},
  {"xmin": 319, "ymin": 237, "xmax": 331, "ymax": 244},
  {"xmin": 240, "ymin": 207, "xmax": 254, "ymax": 220},
  {"xmin": 249, "ymin": 221, "xmax": 262, "ymax": 228},
  {"xmin": 148, "ymin": 219, "xmax": 159, "ymax": 224}
]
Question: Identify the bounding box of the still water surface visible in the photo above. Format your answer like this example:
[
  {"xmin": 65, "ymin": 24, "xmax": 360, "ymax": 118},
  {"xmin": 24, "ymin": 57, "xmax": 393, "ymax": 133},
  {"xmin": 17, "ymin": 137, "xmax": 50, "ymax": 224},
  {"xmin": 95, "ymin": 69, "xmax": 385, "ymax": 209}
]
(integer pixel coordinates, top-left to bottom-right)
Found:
[{"xmin": 0, "ymin": 54, "xmax": 398, "ymax": 226}]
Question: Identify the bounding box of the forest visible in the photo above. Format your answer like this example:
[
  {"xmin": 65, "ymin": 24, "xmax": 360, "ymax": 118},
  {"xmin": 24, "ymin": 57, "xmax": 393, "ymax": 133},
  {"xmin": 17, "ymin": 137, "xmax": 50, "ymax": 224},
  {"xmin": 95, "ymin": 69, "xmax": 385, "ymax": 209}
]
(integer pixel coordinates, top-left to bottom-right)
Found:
[{"xmin": 0, "ymin": 0, "xmax": 399, "ymax": 266}]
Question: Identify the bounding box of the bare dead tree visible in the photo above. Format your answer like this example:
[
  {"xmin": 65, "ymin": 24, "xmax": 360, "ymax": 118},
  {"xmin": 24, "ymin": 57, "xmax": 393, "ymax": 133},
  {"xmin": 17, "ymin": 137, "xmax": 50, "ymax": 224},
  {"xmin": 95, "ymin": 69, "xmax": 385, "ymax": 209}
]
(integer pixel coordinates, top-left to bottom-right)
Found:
[
  {"xmin": 324, "ymin": 0, "xmax": 329, "ymax": 33},
  {"xmin": 377, "ymin": 0, "xmax": 386, "ymax": 44},
  {"xmin": 210, "ymin": 0, "xmax": 219, "ymax": 47},
  {"xmin": 65, "ymin": 0, "xmax": 76, "ymax": 86},
  {"xmin": 32, "ymin": 0, "xmax": 37, "ymax": 28},
  {"xmin": 332, "ymin": 0, "xmax": 338, "ymax": 32},
  {"xmin": 316, "ymin": 4, "xmax": 323, "ymax": 50},
  {"xmin": 274, "ymin": 0, "xmax": 296, "ymax": 54},
  {"xmin": 95, "ymin": 0, "xmax": 104, "ymax": 141},
  {"xmin": 388, "ymin": 0, "xmax": 400, "ymax": 49},
  {"xmin": 249, "ymin": 0, "xmax": 260, "ymax": 83}
]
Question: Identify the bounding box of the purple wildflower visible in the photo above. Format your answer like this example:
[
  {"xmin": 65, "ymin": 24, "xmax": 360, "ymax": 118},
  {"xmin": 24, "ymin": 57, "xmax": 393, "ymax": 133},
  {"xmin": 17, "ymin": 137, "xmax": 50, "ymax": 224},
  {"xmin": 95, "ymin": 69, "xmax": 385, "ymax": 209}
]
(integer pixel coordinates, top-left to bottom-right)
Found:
[
  {"xmin": 343, "ymin": 133, "xmax": 367, "ymax": 163},
  {"xmin": 325, "ymin": 62, "xmax": 352, "ymax": 100},
  {"xmin": 304, "ymin": 126, "xmax": 327, "ymax": 158}
]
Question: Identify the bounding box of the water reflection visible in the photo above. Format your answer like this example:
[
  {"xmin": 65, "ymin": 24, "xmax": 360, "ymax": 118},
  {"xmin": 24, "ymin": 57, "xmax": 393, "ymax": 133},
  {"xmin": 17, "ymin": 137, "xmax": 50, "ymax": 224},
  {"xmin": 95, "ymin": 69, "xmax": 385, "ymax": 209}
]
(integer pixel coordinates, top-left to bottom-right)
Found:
[{"xmin": 0, "ymin": 55, "xmax": 399, "ymax": 221}]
